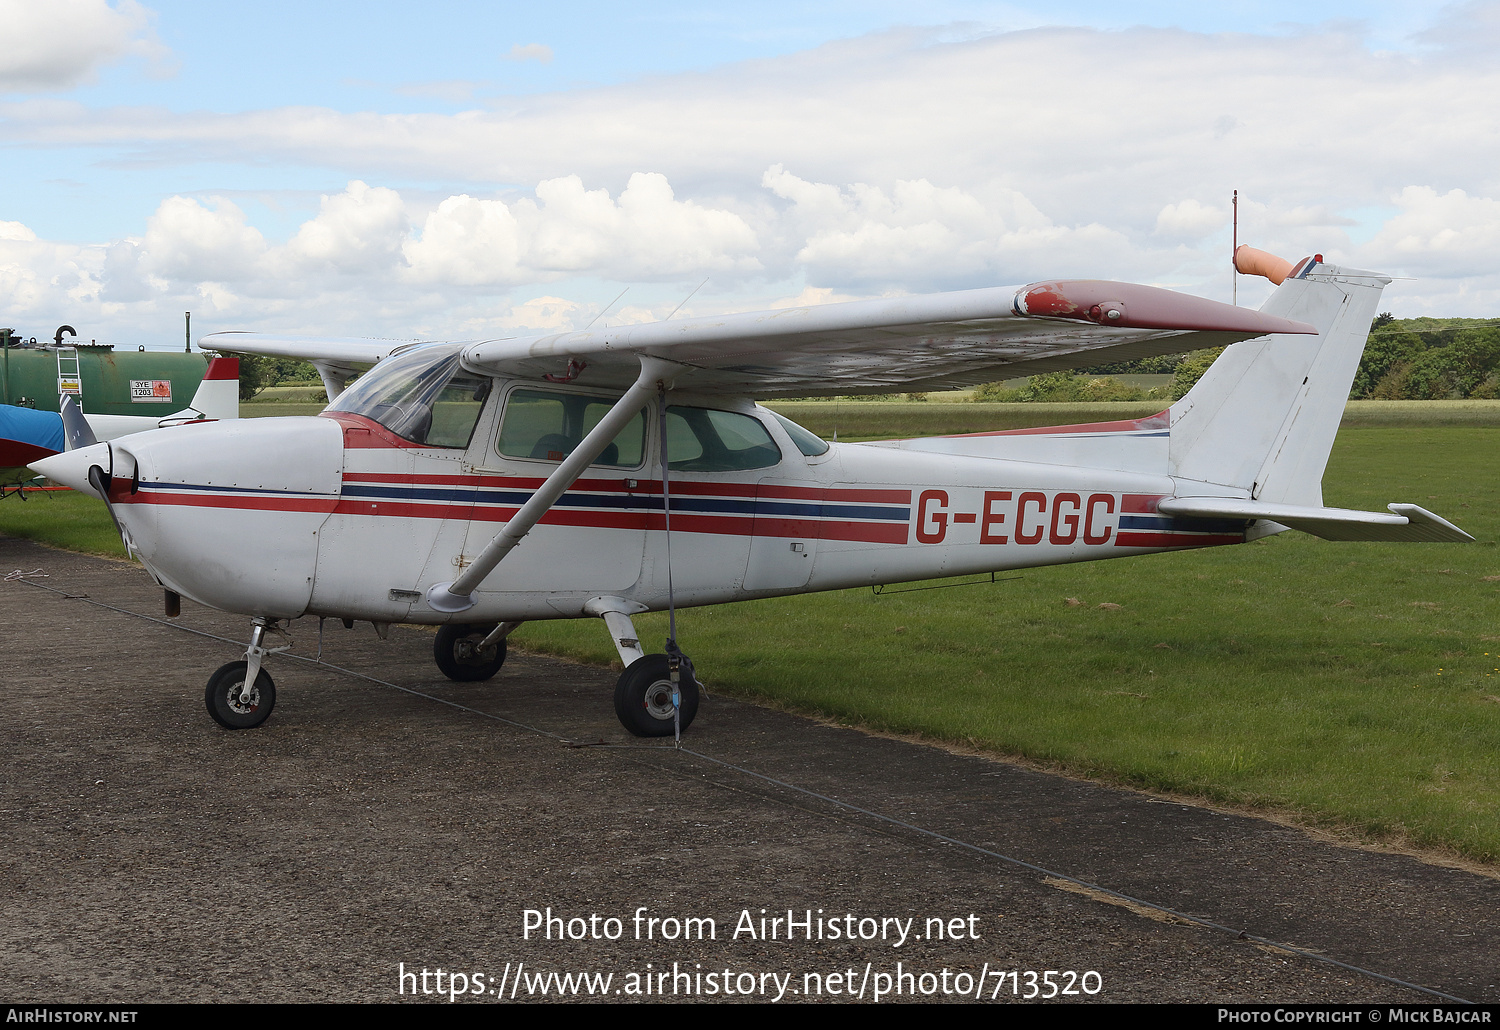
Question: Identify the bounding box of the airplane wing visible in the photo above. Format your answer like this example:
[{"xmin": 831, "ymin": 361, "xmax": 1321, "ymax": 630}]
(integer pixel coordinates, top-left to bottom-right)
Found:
[
  {"xmin": 460, "ymin": 280, "xmax": 1316, "ymax": 397},
  {"xmin": 200, "ymin": 279, "xmax": 1314, "ymax": 400}
]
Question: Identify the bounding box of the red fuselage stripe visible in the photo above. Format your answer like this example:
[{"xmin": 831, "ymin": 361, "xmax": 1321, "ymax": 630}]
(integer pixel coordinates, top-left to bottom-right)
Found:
[{"xmin": 341, "ymin": 471, "xmax": 911, "ymax": 504}]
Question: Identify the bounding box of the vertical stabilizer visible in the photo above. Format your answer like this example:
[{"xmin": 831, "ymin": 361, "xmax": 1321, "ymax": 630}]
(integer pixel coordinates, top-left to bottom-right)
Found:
[
  {"xmin": 1168, "ymin": 260, "xmax": 1389, "ymax": 506},
  {"xmin": 185, "ymin": 356, "xmax": 240, "ymax": 420}
]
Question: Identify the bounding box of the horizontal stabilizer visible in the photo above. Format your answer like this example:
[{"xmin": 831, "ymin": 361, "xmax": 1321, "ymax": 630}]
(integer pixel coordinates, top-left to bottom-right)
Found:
[{"xmin": 1157, "ymin": 497, "xmax": 1474, "ymax": 543}]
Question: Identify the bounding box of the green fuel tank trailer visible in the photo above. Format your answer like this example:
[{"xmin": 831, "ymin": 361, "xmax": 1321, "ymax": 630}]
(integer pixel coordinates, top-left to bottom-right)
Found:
[{"xmin": 0, "ymin": 336, "xmax": 209, "ymax": 417}]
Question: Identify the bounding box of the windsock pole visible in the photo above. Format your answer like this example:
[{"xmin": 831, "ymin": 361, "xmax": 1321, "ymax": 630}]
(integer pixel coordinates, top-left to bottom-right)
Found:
[{"xmin": 1232, "ymin": 189, "xmax": 1238, "ymax": 306}]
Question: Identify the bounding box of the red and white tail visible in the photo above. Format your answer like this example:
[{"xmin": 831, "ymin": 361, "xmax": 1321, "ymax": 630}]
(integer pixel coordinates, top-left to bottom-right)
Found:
[{"xmin": 185, "ymin": 356, "xmax": 240, "ymax": 420}]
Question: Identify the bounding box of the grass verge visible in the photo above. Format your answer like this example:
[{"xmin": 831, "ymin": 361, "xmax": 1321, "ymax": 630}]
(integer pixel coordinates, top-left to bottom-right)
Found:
[{"xmin": 0, "ymin": 489, "xmax": 130, "ymax": 557}]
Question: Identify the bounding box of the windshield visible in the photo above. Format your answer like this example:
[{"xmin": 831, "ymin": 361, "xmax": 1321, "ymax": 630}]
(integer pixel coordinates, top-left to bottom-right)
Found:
[{"xmin": 327, "ymin": 344, "xmax": 491, "ymax": 447}]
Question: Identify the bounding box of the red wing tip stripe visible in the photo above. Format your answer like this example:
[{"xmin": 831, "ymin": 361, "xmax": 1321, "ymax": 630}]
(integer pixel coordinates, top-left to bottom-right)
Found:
[{"xmin": 1016, "ymin": 279, "xmax": 1316, "ymax": 335}]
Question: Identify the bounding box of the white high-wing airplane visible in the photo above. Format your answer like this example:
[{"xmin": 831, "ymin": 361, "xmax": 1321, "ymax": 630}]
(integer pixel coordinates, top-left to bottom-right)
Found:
[{"xmin": 30, "ymin": 251, "xmax": 1472, "ymax": 737}]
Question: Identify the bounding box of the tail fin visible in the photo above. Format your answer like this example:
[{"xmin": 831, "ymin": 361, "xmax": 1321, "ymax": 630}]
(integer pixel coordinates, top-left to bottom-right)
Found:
[
  {"xmin": 183, "ymin": 356, "xmax": 240, "ymax": 421},
  {"xmin": 1168, "ymin": 259, "xmax": 1389, "ymax": 507}
]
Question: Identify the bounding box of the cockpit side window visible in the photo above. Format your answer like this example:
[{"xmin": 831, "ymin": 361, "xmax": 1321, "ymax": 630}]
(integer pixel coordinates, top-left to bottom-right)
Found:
[
  {"xmin": 496, "ymin": 389, "xmax": 646, "ymax": 468},
  {"xmin": 325, "ymin": 344, "xmax": 490, "ymax": 448},
  {"xmin": 426, "ymin": 372, "xmax": 491, "ymax": 448}
]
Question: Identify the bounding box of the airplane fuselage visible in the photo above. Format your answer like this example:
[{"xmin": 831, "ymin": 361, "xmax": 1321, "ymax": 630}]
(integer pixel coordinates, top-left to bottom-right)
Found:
[{"xmin": 95, "ymin": 381, "xmax": 1244, "ymax": 626}]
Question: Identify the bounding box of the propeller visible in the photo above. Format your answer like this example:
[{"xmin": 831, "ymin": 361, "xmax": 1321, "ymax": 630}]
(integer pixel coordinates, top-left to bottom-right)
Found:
[{"xmin": 59, "ymin": 395, "xmax": 98, "ymax": 451}]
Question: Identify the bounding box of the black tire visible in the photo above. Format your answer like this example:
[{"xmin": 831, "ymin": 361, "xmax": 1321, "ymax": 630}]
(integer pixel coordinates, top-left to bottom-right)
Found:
[
  {"xmin": 614, "ymin": 654, "xmax": 699, "ymax": 737},
  {"xmin": 434, "ymin": 624, "xmax": 507, "ymax": 681},
  {"xmin": 205, "ymin": 661, "xmax": 276, "ymax": 730}
]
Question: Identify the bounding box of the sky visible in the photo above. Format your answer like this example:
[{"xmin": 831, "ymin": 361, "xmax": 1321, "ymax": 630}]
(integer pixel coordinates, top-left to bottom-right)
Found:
[{"xmin": 1, "ymin": 0, "xmax": 1498, "ymax": 349}]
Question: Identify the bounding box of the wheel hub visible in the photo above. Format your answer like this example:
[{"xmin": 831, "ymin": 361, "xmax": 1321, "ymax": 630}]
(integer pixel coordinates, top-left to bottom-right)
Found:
[
  {"xmin": 457, "ymin": 638, "xmax": 495, "ymax": 664},
  {"xmin": 642, "ymin": 680, "xmax": 677, "ymax": 720},
  {"xmin": 227, "ymin": 682, "xmax": 260, "ymax": 714}
]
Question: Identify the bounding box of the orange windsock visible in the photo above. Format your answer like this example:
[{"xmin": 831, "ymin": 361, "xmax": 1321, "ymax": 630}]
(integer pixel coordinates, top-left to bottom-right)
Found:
[{"xmin": 1233, "ymin": 245, "xmax": 1295, "ymax": 285}]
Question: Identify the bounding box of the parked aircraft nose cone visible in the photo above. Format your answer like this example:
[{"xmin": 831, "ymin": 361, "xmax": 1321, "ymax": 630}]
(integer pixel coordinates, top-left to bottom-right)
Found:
[{"xmin": 29, "ymin": 442, "xmax": 112, "ymax": 498}]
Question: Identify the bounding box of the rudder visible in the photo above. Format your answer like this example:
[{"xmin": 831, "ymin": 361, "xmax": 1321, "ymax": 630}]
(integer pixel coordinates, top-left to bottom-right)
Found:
[{"xmin": 1167, "ymin": 259, "xmax": 1389, "ymax": 507}]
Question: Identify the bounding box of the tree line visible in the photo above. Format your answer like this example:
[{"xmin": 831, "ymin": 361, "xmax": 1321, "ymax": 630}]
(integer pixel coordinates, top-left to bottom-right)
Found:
[{"xmin": 975, "ymin": 314, "xmax": 1500, "ymax": 403}]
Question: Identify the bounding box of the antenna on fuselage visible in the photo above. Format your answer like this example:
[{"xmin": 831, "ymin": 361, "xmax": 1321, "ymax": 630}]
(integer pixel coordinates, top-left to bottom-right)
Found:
[
  {"xmin": 663, "ymin": 278, "xmax": 708, "ymax": 322},
  {"xmin": 583, "ymin": 287, "xmax": 629, "ymax": 331}
]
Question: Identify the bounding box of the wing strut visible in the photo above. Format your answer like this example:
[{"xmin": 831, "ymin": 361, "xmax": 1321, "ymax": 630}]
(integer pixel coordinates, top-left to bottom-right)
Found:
[{"xmin": 425, "ymin": 354, "xmax": 685, "ymax": 614}]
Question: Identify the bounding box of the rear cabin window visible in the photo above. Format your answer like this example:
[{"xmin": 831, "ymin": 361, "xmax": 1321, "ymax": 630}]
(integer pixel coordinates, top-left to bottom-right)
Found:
[
  {"xmin": 666, "ymin": 406, "xmax": 781, "ymax": 472},
  {"xmin": 496, "ymin": 389, "xmax": 646, "ymax": 468},
  {"xmin": 770, "ymin": 411, "xmax": 830, "ymax": 456}
]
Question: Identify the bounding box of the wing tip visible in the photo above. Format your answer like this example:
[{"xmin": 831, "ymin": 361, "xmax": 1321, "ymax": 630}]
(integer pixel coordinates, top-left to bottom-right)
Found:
[{"xmin": 1014, "ymin": 279, "xmax": 1316, "ymax": 336}]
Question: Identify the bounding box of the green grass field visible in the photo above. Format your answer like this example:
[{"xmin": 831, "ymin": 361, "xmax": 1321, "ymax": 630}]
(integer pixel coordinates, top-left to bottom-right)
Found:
[
  {"xmin": 6, "ymin": 404, "xmax": 1499, "ymax": 861},
  {"xmin": 0, "ymin": 488, "xmax": 132, "ymax": 556}
]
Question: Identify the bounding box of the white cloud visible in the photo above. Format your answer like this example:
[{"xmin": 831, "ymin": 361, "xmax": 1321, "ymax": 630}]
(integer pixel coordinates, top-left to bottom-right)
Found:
[
  {"xmin": 402, "ymin": 194, "xmax": 523, "ymax": 286},
  {"xmin": 1155, "ymin": 200, "xmax": 1226, "ymax": 241},
  {"xmin": 0, "ymin": 0, "xmax": 168, "ymax": 93},
  {"xmin": 503, "ymin": 43, "xmax": 553, "ymax": 63},
  {"xmin": 1358, "ymin": 186, "xmax": 1500, "ymax": 279},
  {"xmin": 0, "ymin": 220, "xmax": 38, "ymax": 242},
  {"xmin": 765, "ymin": 165, "xmax": 1136, "ymax": 288},
  {"xmin": 283, "ymin": 181, "xmax": 409, "ymax": 276},
  {"xmin": 141, "ymin": 196, "xmax": 267, "ymax": 282},
  {"xmin": 769, "ymin": 285, "xmax": 863, "ymax": 309},
  {"xmin": 1267, "ymin": 205, "xmax": 1358, "ymax": 228},
  {"xmin": 404, "ymin": 172, "xmax": 760, "ymax": 285},
  {"xmin": 494, "ymin": 295, "xmax": 582, "ymax": 330},
  {"xmin": 0, "ymin": 221, "xmax": 103, "ymax": 315}
]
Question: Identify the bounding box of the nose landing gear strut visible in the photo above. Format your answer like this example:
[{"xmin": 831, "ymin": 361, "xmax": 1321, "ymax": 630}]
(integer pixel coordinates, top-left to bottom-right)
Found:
[{"xmin": 205, "ymin": 617, "xmax": 290, "ymax": 729}]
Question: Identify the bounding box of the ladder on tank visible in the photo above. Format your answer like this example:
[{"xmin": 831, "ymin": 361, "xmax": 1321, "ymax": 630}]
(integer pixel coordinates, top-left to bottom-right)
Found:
[{"xmin": 56, "ymin": 346, "xmax": 82, "ymax": 410}]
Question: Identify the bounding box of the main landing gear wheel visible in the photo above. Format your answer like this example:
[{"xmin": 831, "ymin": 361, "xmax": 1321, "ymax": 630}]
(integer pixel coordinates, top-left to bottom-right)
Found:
[
  {"xmin": 205, "ymin": 661, "xmax": 276, "ymax": 730},
  {"xmin": 434, "ymin": 624, "xmax": 507, "ymax": 681},
  {"xmin": 614, "ymin": 654, "xmax": 699, "ymax": 737}
]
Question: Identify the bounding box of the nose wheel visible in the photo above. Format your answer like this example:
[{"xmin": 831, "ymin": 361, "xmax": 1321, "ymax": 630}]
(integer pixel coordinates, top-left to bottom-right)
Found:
[
  {"xmin": 205, "ymin": 661, "xmax": 276, "ymax": 729},
  {"xmin": 205, "ymin": 617, "xmax": 289, "ymax": 729}
]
